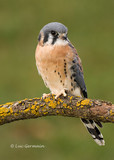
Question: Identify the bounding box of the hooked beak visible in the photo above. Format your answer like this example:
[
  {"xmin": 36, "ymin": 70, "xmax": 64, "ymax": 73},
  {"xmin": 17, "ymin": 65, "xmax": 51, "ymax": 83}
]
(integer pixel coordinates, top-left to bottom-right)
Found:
[{"xmin": 59, "ymin": 33, "xmax": 68, "ymax": 41}]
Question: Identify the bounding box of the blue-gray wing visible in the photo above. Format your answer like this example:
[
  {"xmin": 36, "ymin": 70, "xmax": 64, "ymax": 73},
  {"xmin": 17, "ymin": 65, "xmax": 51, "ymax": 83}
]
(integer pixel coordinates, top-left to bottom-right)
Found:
[
  {"xmin": 68, "ymin": 43, "xmax": 103, "ymax": 128},
  {"xmin": 68, "ymin": 43, "xmax": 88, "ymax": 98}
]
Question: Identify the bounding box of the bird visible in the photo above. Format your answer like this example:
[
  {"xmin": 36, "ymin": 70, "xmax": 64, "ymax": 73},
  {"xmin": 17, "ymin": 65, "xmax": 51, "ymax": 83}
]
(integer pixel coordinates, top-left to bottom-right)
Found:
[{"xmin": 35, "ymin": 22, "xmax": 105, "ymax": 146}]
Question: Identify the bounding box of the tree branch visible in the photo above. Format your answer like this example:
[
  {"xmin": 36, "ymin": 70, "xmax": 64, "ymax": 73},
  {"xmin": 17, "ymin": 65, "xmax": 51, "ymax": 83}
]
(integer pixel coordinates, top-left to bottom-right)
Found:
[{"xmin": 0, "ymin": 93, "xmax": 113, "ymax": 125}]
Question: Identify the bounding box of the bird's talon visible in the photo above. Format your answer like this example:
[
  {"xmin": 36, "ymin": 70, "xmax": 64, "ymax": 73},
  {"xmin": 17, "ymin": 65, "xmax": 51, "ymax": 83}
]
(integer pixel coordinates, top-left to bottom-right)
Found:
[
  {"xmin": 42, "ymin": 93, "xmax": 51, "ymax": 99},
  {"xmin": 55, "ymin": 90, "xmax": 67, "ymax": 99}
]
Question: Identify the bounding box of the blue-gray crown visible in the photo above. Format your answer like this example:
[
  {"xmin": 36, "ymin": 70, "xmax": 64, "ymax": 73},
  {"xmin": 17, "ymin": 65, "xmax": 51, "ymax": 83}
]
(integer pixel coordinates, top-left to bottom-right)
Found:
[{"xmin": 40, "ymin": 22, "xmax": 68, "ymax": 34}]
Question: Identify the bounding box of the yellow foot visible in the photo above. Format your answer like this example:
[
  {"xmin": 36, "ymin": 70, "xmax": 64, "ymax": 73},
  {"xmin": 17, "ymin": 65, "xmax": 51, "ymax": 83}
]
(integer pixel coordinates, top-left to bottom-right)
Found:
[
  {"xmin": 42, "ymin": 93, "xmax": 51, "ymax": 99},
  {"xmin": 55, "ymin": 89, "xmax": 67, "ymax": 99}
]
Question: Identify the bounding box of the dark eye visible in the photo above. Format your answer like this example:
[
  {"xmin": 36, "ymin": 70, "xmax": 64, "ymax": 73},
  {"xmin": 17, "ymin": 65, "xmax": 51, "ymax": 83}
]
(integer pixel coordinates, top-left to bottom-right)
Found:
[{"xmin": 51, "ymin": 30, "xmax": 57, "ymax": 36}]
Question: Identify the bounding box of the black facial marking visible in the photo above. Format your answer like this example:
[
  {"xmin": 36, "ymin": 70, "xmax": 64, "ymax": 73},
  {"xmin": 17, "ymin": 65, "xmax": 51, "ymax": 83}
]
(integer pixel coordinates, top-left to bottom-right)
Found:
[
  {"xmin": 54, "ymin": 70, "xmax": 56, "ymax": 73},
  {"xmin": 58, "ymin": 72, "xmax": 60, "ymax": 75},
  {"xmin": 70, "ymin": 76, "xmax": 72, "ymax": 80},
  {"xmin": 38, "ymin": 33, "xmax": 41, "ymax": 41},
  {"xmin": 52, "ymin": 36, "xmax": 58, "ymax": 45},
  {"xmin": 60, "ymin": 80, "xmax": 62, "ymax": 83},
  {"xmin": 51, "ymin": 31, "xmax": 59, "ymax": 45},
  {"xmin": 71, "ymin": 88, "xmax": 73, "ymax": 91},
  {"xmin": 71, "ymin": 82, "xmax": 73, "ymax": 86},
  {"xmin": 43, "ymin": 33, "xmax": 49, "ymax": 43}
]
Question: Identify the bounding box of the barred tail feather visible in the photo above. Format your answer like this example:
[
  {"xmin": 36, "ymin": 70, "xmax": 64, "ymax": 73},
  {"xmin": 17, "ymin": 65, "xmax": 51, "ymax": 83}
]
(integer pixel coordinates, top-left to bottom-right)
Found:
[{"xmin": 81, "ymin": 118, "xmax": 105, "ymax": 146}]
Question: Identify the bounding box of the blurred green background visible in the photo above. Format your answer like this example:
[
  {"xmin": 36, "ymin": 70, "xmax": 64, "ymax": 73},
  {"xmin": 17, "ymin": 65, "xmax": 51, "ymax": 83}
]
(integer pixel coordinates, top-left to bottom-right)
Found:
[{"xmin": 0, "ymin": 0, "xmax": 114, "ymax": 159}]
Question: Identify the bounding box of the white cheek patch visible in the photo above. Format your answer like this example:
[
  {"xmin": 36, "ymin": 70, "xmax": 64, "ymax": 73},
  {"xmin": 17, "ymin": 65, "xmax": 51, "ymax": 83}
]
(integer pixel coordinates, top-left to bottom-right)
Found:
[
  {"xmin": 55, "ymin": 38, "xmax": 68, "ymax": 46},
  {"xmin": 45, "ymin": 33, "xmax": 68, "ymax": 46},
  {"xmin": 45, "ymin": 34, "xmax": 53, "ymax": 45}
]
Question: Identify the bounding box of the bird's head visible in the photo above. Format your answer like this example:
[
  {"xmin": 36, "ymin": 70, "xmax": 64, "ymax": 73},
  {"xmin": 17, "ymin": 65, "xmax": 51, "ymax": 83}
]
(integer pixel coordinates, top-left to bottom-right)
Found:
[{"xmin": 38, "ymin": 22, "xmax": 69, "ymax": 46}]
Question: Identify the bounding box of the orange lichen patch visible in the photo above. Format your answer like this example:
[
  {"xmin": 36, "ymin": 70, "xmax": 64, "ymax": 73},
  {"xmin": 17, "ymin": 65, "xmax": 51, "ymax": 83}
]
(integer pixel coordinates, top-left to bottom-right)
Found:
[
  {"xmin": 69, "ymin": 96, "xmax": 73, "ymax": 103},
  {"xmin": 0, "ymin": 102, "xmax": 13, "ymax": 108},
  {"xmin": 48, "ymin": 100, "xmax": 57, "ymax": 108},
  {"xmin": 44, "ymin": 97, "xmax": 51, "ymax": 103},
  {"xmin": 5, "ymin": 102, "xmax": 13, "ymax": 106},
  {"xmin": 52, "ymin": 94, "xmax": 55, "ymax": 99},
  {"xmin": 24, "ymin": 107, "xmax": 30, "ymax": 113},
  {"xmin": 43, "ymin": 112, "xmax": 48, "ymax": 115},
  {"xmin": 35, "ymin": 105, "xmax": 40, "ymax": 110},
  {"xmin": 14, "ymin": 113, "xmax": 19, "ymax": 116},
  {"xmin": 57, "ymin": 98, "xmax": 63, "ymax": 103},
  {"xmin": 40, "ymin": 97, "xmax": 43, "ymax": 100},
  {"xmin": 0, "ymin": 107, "xmax": 9, "ymax": 114},
  {"xmin": 57, "ymin": 100, "xmax": 61, "ymax": 105},
  {"xmin": 34, "ymin": 101, "xmax": 38, "ymax": 105},
  {"xmin": 0, "ymin": 107, "xmax": 11, "ymax": 118},
  {"xmin": 22, "ymin": 103, "xmax": 25, "ymax": 106},
  {"xmin": 9, "ymin": 107, "xmax": 13, "ymax": 114},
  {"xmin": 76, "ymin": 99, "xmax": 92, "ymax": 108},
  {"xmin": 56, "ymin": 110, "xmax": 59, "ymax": 113},
  {"xmin": 76, "ymin": 101, "xmax": 81, "ymax": 107},
  {"xmin": 67, "ymin": 106, "xmax": 72, "ymax": 110},
  {"xmin": 30, "ymin": 109, "xmax": 40, "ymax": 116},
  {"xmin": 31, "ymin": 104, "xmax": 36, "ymax": 110},
  {"xmin": 110, "ymin": 109, "xmax": 114, "ymax": 116},
  {"xmin": 99, "ymin": 116, "xmax": 104, "ymax": 120},
  {"xmin": 61, "ymin": 109, "xmax": 64, "ymax": 113},
  {"xmin": 32, "ymin": 97, "xmax": 40, "ymax": 100},
  {"xmin": 28, "ymin": 98, "xmax": 33, "ymax": 101},
  {"xmin": 81, "ymin": 99, "xmax": 92, "ymax": 106},
  {"xmin": 18, "ymin": 100, "xmax": 23, "ymax": 104},
  {"xmin": 63, "ymin": 103, "xmax": 67, "ymax": 108},
  {"xmin": 70, "ymin": 96, "xmax": 73, "ymax": 100},
  {"xmin": 42, "ymin": 107, "xmax": 47, "ymax": 112}
]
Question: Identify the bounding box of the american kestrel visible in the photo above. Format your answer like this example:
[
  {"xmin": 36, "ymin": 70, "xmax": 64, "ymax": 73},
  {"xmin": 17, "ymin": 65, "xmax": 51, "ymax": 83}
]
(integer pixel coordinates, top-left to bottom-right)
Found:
[{"xmin": 35, "ymin": 22, "xmax": 105, "ymax": 146}]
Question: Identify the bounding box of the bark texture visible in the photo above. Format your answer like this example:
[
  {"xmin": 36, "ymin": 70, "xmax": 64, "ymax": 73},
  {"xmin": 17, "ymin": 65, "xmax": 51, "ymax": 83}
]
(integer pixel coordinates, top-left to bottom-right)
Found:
[{"xmin": 0, "ymin": 94, "xmax": 113, "ymax": 125}]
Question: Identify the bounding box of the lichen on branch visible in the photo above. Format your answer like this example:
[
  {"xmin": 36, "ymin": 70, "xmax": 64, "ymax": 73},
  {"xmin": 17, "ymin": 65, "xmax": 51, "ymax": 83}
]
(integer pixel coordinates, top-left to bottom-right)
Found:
[{"xmin": 0, "ymin": 93, "xmax": 113, "ymax": 125}]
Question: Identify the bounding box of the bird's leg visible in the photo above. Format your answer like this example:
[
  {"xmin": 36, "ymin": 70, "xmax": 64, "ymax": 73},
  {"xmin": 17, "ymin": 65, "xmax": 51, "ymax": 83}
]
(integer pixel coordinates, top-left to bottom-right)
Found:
[
  {"xmin": 42, "ymin": 93, "xmax": 51, "ymax": 99},
  {"xmin": 55, "ymin": 88, "xmax": 68, "ymax": 99}
]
